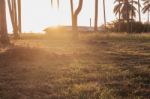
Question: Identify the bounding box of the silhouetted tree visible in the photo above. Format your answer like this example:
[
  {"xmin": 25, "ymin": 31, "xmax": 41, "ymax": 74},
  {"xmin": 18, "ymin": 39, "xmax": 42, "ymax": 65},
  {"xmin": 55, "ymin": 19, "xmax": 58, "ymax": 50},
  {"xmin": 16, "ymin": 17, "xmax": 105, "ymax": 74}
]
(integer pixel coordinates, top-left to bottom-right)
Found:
[
  {"xmin": 18, "ymin": 0, "xmax": 22, "ymax": 33},
  {"xmin": 0, "ymin": 0, "xmax": 10, "ymax": 44},
  {"xmin": 114, "ymin": 0, "xmax": 138, "ymax": 21},
  {"xmin": 103, "ymin": 0, "xmax": 106, "ymax": 29},
  {"xmin": 8, "ymin": 0, "xmax": 20, "ymax": 38},
  {"xmin": 114, "ymin": 0, "xmax": 121, "ymax": 31},
  {"xmin": 94, "ymin": 0, "xmax": 98, "ymax": 31},
  {"xmin": 114, "ymin": 0, "xmax": 138, "ymax": 33},
  {"xmin": 70, "ymin": 0, "xmax": 83, "ymax": 31},
  {"xmin": 138, "ymin": 0, "xmax": 141, "ymax": 22},
  {"xmin": 142, "ymin": 0, "xmax": 150, "ymax": 23}
]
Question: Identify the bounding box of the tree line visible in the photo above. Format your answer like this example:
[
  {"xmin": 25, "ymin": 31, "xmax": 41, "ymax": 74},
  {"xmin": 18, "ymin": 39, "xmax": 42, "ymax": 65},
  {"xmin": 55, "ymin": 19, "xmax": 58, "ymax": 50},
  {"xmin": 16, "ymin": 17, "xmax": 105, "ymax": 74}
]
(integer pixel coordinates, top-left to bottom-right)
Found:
[
  {"xmin": 0, "ymin": 0, "xmax": 150, "ymax": 45},
  {"xmin": 0, "ymin": 0, "xmax": 21, "ymax": 45}
]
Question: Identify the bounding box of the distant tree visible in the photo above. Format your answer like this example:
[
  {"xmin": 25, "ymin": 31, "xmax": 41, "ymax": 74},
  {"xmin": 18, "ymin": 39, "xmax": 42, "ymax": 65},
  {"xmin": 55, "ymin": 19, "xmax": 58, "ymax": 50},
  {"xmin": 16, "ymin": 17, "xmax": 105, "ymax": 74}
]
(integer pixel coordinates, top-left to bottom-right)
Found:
[
  {"xmin": 142, "ymin": 0, "xmax": 150, "ymax": 23},
  {"xmin": 103, "ymin": 0, "xmax": 106, "ymax": 29},
  {"xmin": 0, "ymin": 0, "xmax": 10, "ymax": 44},
  {"xmin": 94, "ymin": 0, "xmax": 98, "ymax": 31},
  {"xmin": 70, "ymin": 0, "xmax": 83, "ymax": 31}
]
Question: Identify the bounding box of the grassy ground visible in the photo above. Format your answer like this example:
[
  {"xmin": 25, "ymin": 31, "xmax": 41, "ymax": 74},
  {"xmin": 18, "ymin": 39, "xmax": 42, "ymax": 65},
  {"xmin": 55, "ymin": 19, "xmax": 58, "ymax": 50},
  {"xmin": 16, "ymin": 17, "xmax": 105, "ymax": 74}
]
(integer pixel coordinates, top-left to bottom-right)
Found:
[{"xmin": 0, "ymin": 33, "xmax": 150, "ymax": 99}]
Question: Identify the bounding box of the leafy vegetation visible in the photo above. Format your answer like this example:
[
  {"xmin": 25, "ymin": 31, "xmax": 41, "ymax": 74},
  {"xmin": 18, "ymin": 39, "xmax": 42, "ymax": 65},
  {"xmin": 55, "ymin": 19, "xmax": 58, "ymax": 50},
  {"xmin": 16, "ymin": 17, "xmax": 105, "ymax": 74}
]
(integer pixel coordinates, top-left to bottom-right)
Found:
[{"xmin": 107, "ymin": 20, "xmax": 150, "ymax": 33}]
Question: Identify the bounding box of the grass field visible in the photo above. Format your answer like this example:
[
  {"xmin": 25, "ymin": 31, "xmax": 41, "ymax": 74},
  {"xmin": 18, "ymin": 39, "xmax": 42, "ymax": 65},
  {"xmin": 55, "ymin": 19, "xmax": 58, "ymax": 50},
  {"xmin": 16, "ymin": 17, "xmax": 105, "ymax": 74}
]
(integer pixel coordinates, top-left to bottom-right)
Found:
[{"xmin": 0, "ymin": 33, "xmax": 150, "ymax": 99}]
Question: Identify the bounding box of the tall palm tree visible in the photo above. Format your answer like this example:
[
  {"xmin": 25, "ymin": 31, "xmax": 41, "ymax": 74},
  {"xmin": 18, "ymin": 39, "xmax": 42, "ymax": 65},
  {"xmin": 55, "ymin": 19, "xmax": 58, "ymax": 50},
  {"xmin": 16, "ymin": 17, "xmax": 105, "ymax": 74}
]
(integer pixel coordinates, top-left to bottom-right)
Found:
[
  {"xmin": 0, "ymin": 0, "xmax": 10, "ymax": 44},
  {"xmin": 142, "ymin": 0, "xmax": 150, "ymax": 23},
  {"xmin": 138, "ymin": 0, "xmax": 141, "ymax": 22},
  {"xmin": 18, "ymin": 0, "xmax": 22, "ymax": 33},
  {"xmin": 114, "ymin": 0, "xmax": 138, "ymax": 21},
  {"xmin": 94, "ymin": 0, "xmax": 98, "ymax": 31},
  {"xmin": 114, "ymin": 0, "xmax": 121, "ymax": 32},
  {"xmin": 114, "ymin": 0, "xmax": 138, "ymax": 33},
  {"xmin": 70, "ymin": 0, "xmax": 83, "ymax": 31},
  {"xmin": 8, "ymin": 0, "xmax": 20, "ymax": 38},
  {"xmin": 103, "ymin": 0, "xmax": 106, "ymax": 29},
  {"xmin": 8, "ymin": 0, "xmax": 16, "ymax": 33},
  {"xmin": 13, "ymin": 0, "xmax": 18, "ymax": 34}
]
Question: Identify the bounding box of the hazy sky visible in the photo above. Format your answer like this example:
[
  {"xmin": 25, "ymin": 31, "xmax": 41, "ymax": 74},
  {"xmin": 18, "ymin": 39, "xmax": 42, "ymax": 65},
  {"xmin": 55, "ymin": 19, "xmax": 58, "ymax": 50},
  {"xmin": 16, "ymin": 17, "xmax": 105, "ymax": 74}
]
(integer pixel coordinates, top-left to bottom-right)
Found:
[{"xmin": 6, "ymin": 0, "xmax": 147, "ymax": 32}]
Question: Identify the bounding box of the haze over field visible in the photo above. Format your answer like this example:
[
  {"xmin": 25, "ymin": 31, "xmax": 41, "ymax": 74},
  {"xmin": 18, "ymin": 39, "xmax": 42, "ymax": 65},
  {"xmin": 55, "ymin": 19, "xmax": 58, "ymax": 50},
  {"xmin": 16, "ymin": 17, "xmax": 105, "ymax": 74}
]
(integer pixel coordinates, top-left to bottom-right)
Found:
[
  {"xmin": 0, "ymin": 0, "xmax": 150, "ymax": 98},
  {"xmin": 6, "ymin": 0, "xmax": 147, "ymax": 32}
]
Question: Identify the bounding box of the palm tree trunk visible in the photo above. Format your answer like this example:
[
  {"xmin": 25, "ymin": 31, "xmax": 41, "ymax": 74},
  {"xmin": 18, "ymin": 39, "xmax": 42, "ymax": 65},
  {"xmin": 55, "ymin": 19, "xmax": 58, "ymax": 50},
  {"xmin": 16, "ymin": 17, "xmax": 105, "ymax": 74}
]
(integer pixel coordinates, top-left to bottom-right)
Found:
[
  {"xmin": 126, "ymin": 3, "xmax": 130, "ymax": 33},
  {"xmin": 90, "ymin": 18, "xmax": 92, "ymax": 27},
  {"xmin": 138, "ymin": 0, "xmax": 141, "ymax": 22},
  {"xmin": 119, "ymin": 1, "xmax": 121, "ymax": 20},
  {"xmin": 131, "ymin": 0, "xmax": 133, "ymax": 33},
  {"xmin": 18, "ymin": 0, "xmax": 22, "ymax": 33},
  {"xmin": 94, "ymin": 0, "xmax": 98, "ymax": 31},
  {"xmin": 0, "ymin": 0, "xmax": 10, "ymax": 44},
  {"xmin": 57, "ymin": 0, "xmax": 59, "ymax": 8},
  {"xmin": 70, "ymin": 0, "xmax": 74, "ymax": 28},
  {"xmin": 148, "ymin": 10, "xmax": 150, "ymax": 23},
  {"xmin": 51, "ymin": 0, "xmax": 53, "ymax": 7},
  {"xmin": 70, "ymin": 0, "xmax": 83, "ymax": 31},
  {"xmin": 12, "ymin": 0, "xmax": 19, "ymax": 38},
  {"xmin": 8, "ymin": 0, "xmax": 19, "ymax": 38},
  {"xmin": 118, "ymin": 0, "xmax": 121, "ymax": 32},
  {"xmin": 8, "ymin": 0, "xmax": 16, "ymax": 33},
  {"xmin": 103, "ymin": 0, "xmax": 106, "ymax": 29},
  {"xmin": 131, "ymin": 0, "xmax": 133, "ymax": 20},
  {"xmin": 12, "ymin": 0, "xmax": 18, "ymax": 30}
]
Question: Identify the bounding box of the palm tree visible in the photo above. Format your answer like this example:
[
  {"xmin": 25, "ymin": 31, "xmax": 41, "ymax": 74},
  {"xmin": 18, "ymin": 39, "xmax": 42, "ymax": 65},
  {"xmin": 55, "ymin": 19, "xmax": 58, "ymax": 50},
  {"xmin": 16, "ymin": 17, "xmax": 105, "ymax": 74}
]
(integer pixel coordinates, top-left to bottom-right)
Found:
[
  {"xmin": 138, "ymin": 0, "xmax": 141, "ymax": 22},
  {"xmin": 8, "ymin": 0, "xmax": 20, "ymax": 38},
  {"xmin": 94, "ymin": 0, "xmax": 98, "ymax": 31},
  {"xmin": 18, "ymin": 0, "xmax": 22, "ymax": 33},
  {"xmin": 114, "ymin": 0, "xmax": 138, "ymax": 33},
  {"xmin": 114, "ymin": 0, "xmax": 138, "ymax": 21},
  {"xmin": 0, "ymin": 0, "xmax": 10, "ymax": 44},
  {"xmin": 142, "ymin": 0, "xmax": 150, "ymax": 23},
  {"xmin": 70, "ymin": 0, "xmax": 83, "ymax": 31},
  {"xmin": 13, "ymin": 0, "xmax": 18, "ymax": 35},
  {"xmin": 114, "ymin": 0, "xmax": 121, "ymax": 31},
  {"xmin": 103, "ymin": 0, "xmax": 106, "ymax": 29}
]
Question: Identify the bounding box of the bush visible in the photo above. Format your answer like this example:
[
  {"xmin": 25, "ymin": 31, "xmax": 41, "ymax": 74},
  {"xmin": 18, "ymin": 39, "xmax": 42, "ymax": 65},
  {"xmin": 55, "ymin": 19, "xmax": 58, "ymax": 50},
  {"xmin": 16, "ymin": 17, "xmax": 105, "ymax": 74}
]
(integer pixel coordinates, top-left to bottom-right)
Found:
[{"xmin": 107, "ymin": 20, "xmax": 150, "ymax": 33}]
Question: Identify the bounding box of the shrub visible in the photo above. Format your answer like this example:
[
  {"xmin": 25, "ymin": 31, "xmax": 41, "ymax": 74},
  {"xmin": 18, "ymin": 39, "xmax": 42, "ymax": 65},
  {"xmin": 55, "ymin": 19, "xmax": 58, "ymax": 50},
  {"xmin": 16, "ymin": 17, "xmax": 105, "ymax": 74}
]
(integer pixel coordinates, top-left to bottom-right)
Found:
[{"xmin": 107, "ymin": 20, "xmax": 150, "ymax": 33}]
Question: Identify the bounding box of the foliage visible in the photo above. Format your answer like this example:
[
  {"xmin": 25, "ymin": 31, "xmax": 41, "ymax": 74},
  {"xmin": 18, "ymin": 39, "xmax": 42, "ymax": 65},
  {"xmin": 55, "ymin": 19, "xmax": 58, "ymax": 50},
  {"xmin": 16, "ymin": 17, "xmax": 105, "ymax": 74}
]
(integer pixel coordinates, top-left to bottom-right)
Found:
[
  {"xmin": 107, "ymin": 20, "xmax": 150, "ymax": 33},
  {"xmin": 114, "ymin": 0, "xmax": 138, "ymax": 21}
]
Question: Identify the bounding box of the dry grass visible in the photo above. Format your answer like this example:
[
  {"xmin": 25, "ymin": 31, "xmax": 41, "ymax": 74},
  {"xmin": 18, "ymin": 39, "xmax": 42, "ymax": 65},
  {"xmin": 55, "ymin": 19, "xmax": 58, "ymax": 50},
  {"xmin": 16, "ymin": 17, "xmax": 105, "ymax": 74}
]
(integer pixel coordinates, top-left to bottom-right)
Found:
[{"xmin": 0, "ymin": 33, "xmax": 150, "ymax": 99}]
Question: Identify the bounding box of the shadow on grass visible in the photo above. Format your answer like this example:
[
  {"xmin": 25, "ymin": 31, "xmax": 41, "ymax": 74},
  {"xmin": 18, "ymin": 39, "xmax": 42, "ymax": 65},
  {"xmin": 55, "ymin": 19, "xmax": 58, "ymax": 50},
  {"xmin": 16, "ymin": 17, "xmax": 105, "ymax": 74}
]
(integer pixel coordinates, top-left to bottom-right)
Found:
[
  {"xmin": 106, "ymin": 51, "xmax": 150, "ymax": 98},
  {"xmin": 0, "ymin": 46, "xmax": 75, "ymax": 99}
]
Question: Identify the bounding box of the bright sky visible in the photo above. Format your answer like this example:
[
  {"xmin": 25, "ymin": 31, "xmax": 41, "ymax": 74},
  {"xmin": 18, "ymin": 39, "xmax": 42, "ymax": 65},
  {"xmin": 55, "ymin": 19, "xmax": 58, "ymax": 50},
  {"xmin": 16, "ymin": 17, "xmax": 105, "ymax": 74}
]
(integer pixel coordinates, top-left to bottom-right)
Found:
[{"xmin": 6, "ymin": 0, "xmax": 147, "ymax": 32}]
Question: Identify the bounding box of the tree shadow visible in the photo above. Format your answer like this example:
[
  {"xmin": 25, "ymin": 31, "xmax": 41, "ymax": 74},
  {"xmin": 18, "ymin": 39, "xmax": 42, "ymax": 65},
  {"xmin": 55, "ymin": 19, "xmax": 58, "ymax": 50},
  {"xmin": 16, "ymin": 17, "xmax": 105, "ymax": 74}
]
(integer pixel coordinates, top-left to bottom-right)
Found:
[
  {"xmin": 0, "ymin": 46, "xmax": 74, "ymax": 99},
  {"xmin": 106, "ymin": 51, "xmax": 150, "ymax": 98}
]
